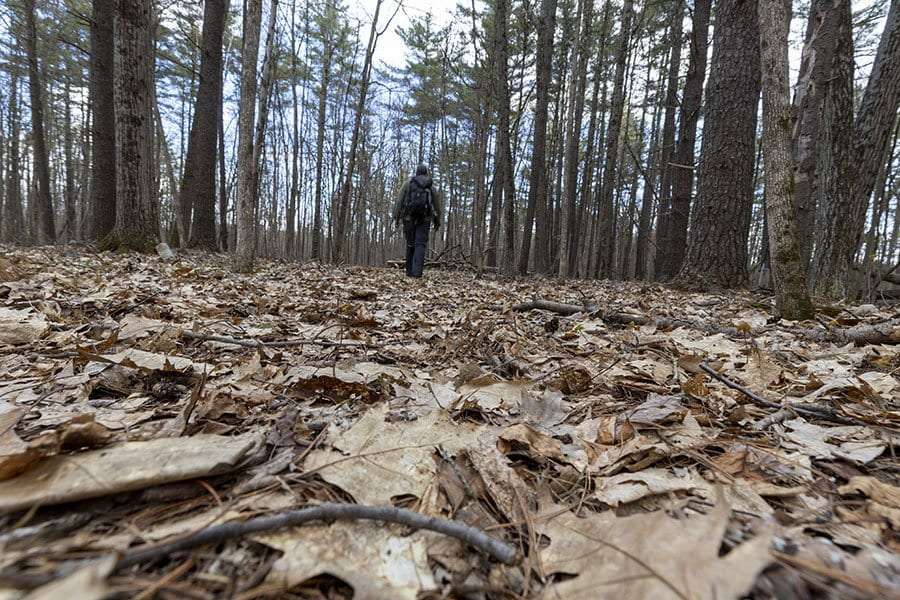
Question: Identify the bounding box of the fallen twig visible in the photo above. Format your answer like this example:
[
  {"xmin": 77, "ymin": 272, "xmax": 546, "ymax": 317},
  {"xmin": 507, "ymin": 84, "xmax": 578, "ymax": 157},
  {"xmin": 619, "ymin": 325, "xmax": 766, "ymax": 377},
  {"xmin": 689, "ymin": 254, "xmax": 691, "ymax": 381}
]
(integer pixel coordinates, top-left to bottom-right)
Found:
[
  {"xmin": 116, "ymin": 502, "xmax": 517, "ymax": 567},
  {"xmin": 181, "ymin": 330, "xmax": 368, "ymax": 349},
  {"xmin": 1, "ymin": 503, "xmax": 517, "ymax": 590},
  {"xmin": 699, "ymin": 363, "xmax": 862, "ymax": 427},
  {"xmin": 752, "ymin": 406, "xmax": 796, "ymax": 431}
]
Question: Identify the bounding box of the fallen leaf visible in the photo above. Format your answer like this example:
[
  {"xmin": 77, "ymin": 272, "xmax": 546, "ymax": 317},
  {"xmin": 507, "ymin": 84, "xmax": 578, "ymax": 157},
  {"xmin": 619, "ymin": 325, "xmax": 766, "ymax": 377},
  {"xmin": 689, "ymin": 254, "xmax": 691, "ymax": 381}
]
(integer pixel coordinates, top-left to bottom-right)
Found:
[
  {"xmin": 256, "ymin": 521, "xmax": 437, "ymax": 600},
  {"xmin": 304, "ymin": 406, "xmax": 479, "ymax": 507},
  {"xmin": 23, "ymin": 555, "xmax": 115, "ymax": 600},
  {"xmin": 0, "ymin": 307, "xmax": 49, "ymax": 346},
  {"xmin": 594, "ymin": 468, "xmax": 705, "ymax": 507},
  {"xmin": 0, "ymin": 433, "xmax": 263, "ymax": 513},
  {"xmin": 540, "ymin": 494, "xmax": 773, "ymax": 600},
  {"xmin": 778, "ymin": 418, "xmax": 885, "ymax": 464}
]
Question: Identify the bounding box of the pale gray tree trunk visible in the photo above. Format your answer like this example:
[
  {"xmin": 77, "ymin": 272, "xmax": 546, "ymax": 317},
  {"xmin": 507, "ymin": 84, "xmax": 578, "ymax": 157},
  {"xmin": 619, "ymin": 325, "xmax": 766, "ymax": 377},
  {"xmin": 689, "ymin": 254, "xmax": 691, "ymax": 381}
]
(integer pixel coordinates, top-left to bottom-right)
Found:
[{"xmin": 759, "ymin": 0, "xmax": 814, "ymax": 319}]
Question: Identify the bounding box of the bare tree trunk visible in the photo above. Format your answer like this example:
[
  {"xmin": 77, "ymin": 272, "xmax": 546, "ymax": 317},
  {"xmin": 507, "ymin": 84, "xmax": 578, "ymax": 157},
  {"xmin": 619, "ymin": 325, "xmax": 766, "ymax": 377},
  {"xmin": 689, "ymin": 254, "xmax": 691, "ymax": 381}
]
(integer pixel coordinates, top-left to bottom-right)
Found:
[
  {"xmin": 664, "ymin": 0, "xmax": 710, "ymax": 279},
  {"xmin": 177, "ymin": 0, "xmax": 229, "ymax": 250},
  {"xmin": 759, "ymin": 0, "xmax": 814, "ymax": 319},
  {"xmin": 217, "ymin": 49, "xmax": 229, "ymax": 251},
  {"xmin": 112, "ymin": 0, "xmax": 157, "ymax": 250},
  {"xmin": 24, "ymin": 0, "xmax": 55, "ymax": 244},
  {"xmin": 677, "ymin": 0, "xmax": 760, "ymax": 288},
  {"xmin": 558, "ymin": 0, "xmax": 593, "ymax": 278},
  {"xmin": 791, "ymin": 0, "xmax": 847, "ymax": 271},
  {"xmin": 62, "ymin": 75, "xmax": 76, "ymax": 241},
  {"xmin": 3, "ymin": 71, "xmax": 24, "ymax": 243},
  {"xmin": 234, "ymin": 0, "xmax": 263, "ymax": 271},
  {"xmin": 813, "ymin": 0, "xmax": 899, "ymax": 298},
  {"xmin": 312, "ymin": 1, "xmax": 336, "ymax": 261},
  {"xmin": 89, "ymin": 0, "xmax": 116, "ymax": 241},
  {"xmin": 495, "ymin": 0, "xmax": 517, "ymax": 276},
  {"xmin": 594, "ymin": 0, "xmax": 633, "ymax": 278},
  {"xmin": 332, "ymin": 0, "xmax": 385, "ymax": 263},
  {"xmin": 651, "ymin": 0, "xmax": 684, "ymax": 279}
]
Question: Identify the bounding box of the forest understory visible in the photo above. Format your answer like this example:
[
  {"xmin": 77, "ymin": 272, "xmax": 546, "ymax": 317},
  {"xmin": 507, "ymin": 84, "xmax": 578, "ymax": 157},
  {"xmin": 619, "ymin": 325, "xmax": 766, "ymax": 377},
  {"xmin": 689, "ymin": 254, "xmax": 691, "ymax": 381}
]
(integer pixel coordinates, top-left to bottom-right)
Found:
[{"xmin": 0, "ymin": 245, "xmax": 899, "ymax": 599}]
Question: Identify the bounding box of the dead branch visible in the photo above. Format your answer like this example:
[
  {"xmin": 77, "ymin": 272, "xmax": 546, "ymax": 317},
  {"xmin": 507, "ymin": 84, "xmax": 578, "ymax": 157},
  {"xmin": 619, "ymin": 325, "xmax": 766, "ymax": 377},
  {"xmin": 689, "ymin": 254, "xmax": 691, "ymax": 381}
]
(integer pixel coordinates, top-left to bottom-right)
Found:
[
  {"xmin": 116, "ymin": 502, "xmax": 516, "ymax": 567},
  {"xmin": 752, "ymin": 406, "xmax": 797, "ymax": 431},
  {"xmin": 511, "ymin": 300, "xmax": 900, "ymax": 345},
  {"xmin": 699, "ymin": 363, "xmax": 862, "ymax": 427},
  {"xmin": 1, "ymin": 503, "xmax": 517, "ymax": 590},
  {"xmin": 181, "ymin": 330, "xmax": 368, "ymax": 349}
]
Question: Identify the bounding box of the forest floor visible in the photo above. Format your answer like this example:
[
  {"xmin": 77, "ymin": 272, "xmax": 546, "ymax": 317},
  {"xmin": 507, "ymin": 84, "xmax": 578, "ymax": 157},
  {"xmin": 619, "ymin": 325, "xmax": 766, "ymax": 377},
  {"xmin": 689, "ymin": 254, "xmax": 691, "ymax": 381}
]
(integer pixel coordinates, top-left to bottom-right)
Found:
[{"xmin": 0, "ymin": 245, "xmax": 899, "ymax": 600}]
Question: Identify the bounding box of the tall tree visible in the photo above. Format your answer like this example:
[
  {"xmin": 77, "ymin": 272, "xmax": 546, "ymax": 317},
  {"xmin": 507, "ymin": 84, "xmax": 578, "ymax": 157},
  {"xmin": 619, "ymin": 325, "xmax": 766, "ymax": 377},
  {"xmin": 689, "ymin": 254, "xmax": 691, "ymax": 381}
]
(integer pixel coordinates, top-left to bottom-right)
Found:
[
  {"xmin": 663, "ymin": 0, "xmax": 711, "ymax": 278},
  {"xmin": 518, "ymin": 0, "xmax": 558, "ymax": 275},
  {"xmin": 677, "ymin": 0, "xmax": 760, "ymax": 288},
  {"xmin": 558, "ymin": 0, "xmax": 594, "ymax": 277},
  {"xmin": 332, "ymin": 0, "xmax": 387, "ymax": 263},
  {"xmin": 495, "ymin": 0, "xmax": 518, "ymax": 275},
  {"xmin": 594, "ymin": 0, "xmax": 633, "ymax": 278},
  {"xmin": 113, "ymin": 0, "xmax": 158, "ymax": 250},
  {"xmin": 178, "ymin": 0, "xmax": 229, "ymax": 250},
  {"xmin": 3, "ymin": 71, "xmax": 24, "ymax": 243},
  {"xmin": 311, "ymin": 1, "xmax": 337, "ymax": 260},
  {"xmin": 234, "ymin": 0, "xmax": 263, "ymax": 272},
  {"xmin": 758, "ymin": 0, "xmax": 814, "ymax": 318},
  {"xmin": 813, "ymin": 0, "xmax": 900, "ymax": 297},
  {"xmin": 791, "ymin": 0, "xmax": 850, "ymax": 271},
  {"xmin": 89, "ymin": 0, "xmax": 116, "ymax": 241},
  {"xmin": 24, "ymin": 0, "xmax": 55, "ymax": 244},
  {"xmin": 651, "ymin": 0, "xmax": 684, "ymax": 279}
]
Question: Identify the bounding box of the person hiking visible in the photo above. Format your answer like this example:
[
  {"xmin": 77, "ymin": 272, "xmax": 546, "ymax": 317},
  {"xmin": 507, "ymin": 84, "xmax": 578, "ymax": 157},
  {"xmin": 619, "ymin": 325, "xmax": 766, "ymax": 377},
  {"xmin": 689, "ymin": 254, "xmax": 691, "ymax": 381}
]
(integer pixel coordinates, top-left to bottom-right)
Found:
[{"xmin": 393, "ymin": 165, "xmax": 442, "ymax": 278}]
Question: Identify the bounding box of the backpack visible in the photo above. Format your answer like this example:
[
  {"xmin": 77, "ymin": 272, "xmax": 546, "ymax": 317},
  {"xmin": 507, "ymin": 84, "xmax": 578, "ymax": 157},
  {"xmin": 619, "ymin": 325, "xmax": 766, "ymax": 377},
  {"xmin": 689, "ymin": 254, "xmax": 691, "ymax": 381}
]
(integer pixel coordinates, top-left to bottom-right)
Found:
[{"xmin": 404, "ymin": 176, "xmax": 433, "ymax": 220}]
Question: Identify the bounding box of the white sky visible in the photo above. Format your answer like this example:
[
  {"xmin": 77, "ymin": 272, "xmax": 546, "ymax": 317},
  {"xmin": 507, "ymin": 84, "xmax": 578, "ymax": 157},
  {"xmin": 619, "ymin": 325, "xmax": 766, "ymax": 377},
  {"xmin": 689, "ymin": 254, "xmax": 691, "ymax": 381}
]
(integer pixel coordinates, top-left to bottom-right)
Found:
[{"xmin": 351, "ymin": 0, "xmax": 457, "ymax": 69}]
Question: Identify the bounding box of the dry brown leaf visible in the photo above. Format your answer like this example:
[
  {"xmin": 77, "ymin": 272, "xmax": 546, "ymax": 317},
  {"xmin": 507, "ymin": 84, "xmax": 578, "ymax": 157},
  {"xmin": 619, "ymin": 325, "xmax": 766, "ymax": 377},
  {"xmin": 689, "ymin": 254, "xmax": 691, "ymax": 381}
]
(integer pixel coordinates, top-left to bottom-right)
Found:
[
  {"xmin": 256, "ymin": 522, "xmax": 437, "ymax": 600},
  {"xmin": 0, "ymin": 307, "xmax": 49, "ymax": 346},
  {"xmin": 304, "ymin": 405, "xmax": 480, "ymax": 508},
  {"xmin": 540, "ymin": 494, "xmax": 773, "ymax": 600},
  {"xmin": 0, "ymin": 433, "xmax": 263, "ymax": 513}
]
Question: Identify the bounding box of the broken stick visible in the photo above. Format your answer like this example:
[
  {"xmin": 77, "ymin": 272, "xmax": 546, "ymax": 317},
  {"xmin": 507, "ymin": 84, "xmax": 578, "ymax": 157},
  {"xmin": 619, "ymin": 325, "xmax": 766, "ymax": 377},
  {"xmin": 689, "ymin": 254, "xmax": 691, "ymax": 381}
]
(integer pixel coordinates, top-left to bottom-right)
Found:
[
  {"xmin": 115, "ymin": 503, "xmax": 516, "ymax": 568},
  {"xmin": 181, "ymin": 330, "xmax": 367, "ymax": 349},
  {"xmin": 699, "ymin": 363, "xmax": 861, "ymax": 427},
  {"xmin": 1, "ymin": 503, "xmax": 518, "ymax": 589}
]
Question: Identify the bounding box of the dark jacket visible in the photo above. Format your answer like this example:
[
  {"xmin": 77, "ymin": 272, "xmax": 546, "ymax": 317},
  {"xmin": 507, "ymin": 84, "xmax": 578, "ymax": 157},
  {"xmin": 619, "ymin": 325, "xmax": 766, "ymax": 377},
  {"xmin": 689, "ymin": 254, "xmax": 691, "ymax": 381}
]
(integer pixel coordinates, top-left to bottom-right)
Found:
[{"xmin": 393, "ymin": 175, "xmax": 443, "ymax": 228}]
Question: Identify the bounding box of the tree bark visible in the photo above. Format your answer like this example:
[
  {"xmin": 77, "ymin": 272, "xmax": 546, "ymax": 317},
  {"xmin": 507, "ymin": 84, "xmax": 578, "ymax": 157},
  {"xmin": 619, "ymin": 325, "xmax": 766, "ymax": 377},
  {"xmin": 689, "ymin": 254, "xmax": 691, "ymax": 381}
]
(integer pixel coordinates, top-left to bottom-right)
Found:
[
  {"xmin": 233, "ymin": 0, "xmax": 263, "ymax": 272},
  {"xmin": 24, "ymin": 0, "xmax": 55, "ymax": 245},
  {"xmin": 332, "ymin": 0, "xmax": 384, "ymax": 263},
  {"xmin": 759, "ymin": 0, "xmax": 815, "ymax": 319},
  {"xmin": 651, "ymin": 0, "xmax": 684, "ymax": 280},
  {"xmin": 813, "ymin": 0, "xmax": 899, "ymax": 298},
  {"xmin": 3, "ymin": 71, "xmax": 24, "ymax": 243},
  {"xmin": 791, "ymin": 0, "xmax": 847, "ymax": 272},
  {"xmin": 311, "ymin": 4, "xmax": 334, "ymax": 260},
  {"xmin": 496, "ymin": 0, "xmax": 518, "ymax": 276},
  {"xmin": 558, "ymin": 0, "xmax": 594, "ymax": 278},
  {"xmin": 89, "ymin": 0, "xmax": 117, "ymax": 241},
  {"xmin": 594, "ymin": 0, "xmax": 633, "ymax": 279},
  {"xmin": 217, "ymin": 43, "xmax": 229, "ymax": 251},
  {"xmin": 518, "ymin": 0, "xmax": 558, "ymax": 275},
  {"xmin": 112, "ymin": 0, "xmax": 157, "ymax": 250},
  {"xmin": 178, "ymin": 0, "xmax": 229, "ymax": 251},
  {"xmin": 664, "ymin": 0, "xmax": 711, "ymax": 280},
  {"xmin": 676, "ymin": 0, "xmax": 760, "ymax": 288}
]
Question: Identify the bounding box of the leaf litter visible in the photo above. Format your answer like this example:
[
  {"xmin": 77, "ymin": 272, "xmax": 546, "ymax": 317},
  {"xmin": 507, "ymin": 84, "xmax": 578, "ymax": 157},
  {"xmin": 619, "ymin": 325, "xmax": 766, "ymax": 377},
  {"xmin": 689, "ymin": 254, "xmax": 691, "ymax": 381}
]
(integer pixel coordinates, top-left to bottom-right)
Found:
[{"xmin": 0, "ymin": 246, "xmax": 898, "ymax": 599}]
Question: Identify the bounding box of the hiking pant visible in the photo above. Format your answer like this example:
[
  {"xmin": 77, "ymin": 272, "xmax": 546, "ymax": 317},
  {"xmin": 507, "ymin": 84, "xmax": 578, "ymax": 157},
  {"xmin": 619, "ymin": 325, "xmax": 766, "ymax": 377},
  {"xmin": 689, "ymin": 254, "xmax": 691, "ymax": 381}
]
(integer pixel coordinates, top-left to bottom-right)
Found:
[{"xmin": 404, "ymin": 219, "xmax": 431, "ymax": 277}]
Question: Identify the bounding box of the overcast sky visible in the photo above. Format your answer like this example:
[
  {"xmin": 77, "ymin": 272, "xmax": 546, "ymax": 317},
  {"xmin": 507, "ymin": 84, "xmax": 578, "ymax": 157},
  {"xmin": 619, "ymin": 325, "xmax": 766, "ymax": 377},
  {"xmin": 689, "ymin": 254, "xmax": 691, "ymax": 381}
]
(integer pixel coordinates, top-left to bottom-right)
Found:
[{"xmin": 351, "ymin": 0, "xmax": 456, "ymax": 69}]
